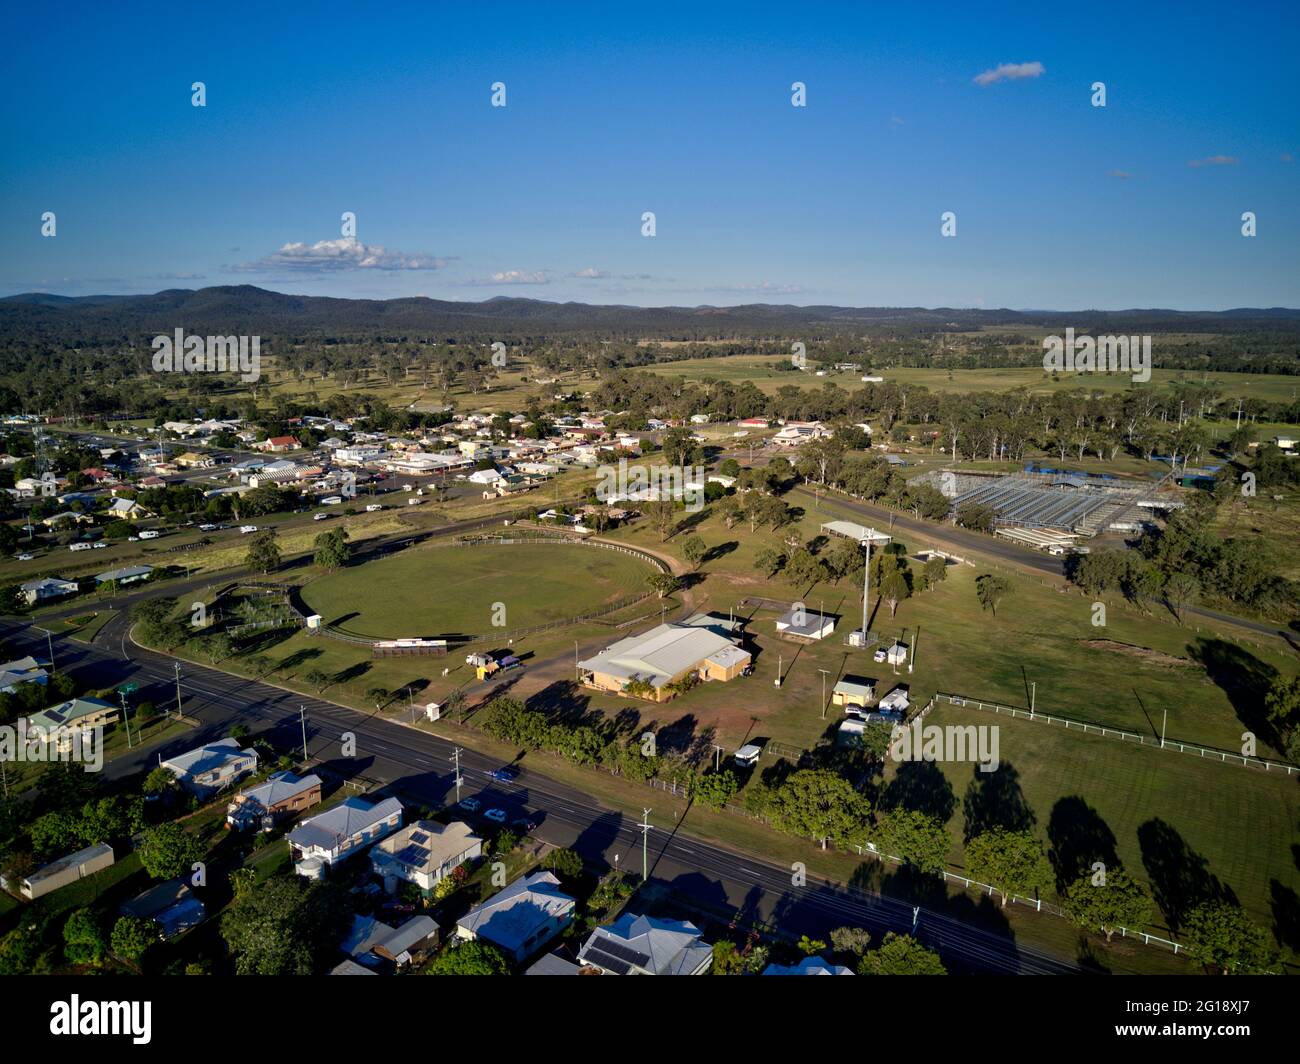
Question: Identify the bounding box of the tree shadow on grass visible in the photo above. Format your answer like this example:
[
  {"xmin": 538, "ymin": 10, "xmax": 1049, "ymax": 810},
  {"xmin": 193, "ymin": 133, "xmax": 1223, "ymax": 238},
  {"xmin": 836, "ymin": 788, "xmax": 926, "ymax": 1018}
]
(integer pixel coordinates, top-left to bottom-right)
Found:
[
  {"xmin": 1047, "ymin": 796, "xmax": 1119, "ymax": 894},
  {"xmin": 1186, "ymin": 637, "xmax": 1281, "ymax": 749},
  {"xmin": 332, "ymin": 661, "xmax": 371, "ymax": 685},
  {"xmin": 879, "ymin": 760, "xmax": 956, "ymax": 823},
  {"xmin": 1268, "ymin": 879, "xmax": 1300, "ymax": 953},
  {"xmin": 1137, "ymin": 817, "xmax": 1237, "ymax": 933},
  {"xmin": 961, "ymin": 761, "xmax": 1035, "ymax": 843},
  {"xmin": 277, "ymin": 646, "xmax": 322, "ymax": 672}
]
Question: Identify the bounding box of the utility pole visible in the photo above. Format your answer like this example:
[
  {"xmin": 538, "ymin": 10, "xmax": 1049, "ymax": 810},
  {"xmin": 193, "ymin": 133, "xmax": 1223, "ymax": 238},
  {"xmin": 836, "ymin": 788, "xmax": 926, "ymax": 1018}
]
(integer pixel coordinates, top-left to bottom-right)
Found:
[
  {"xmin": 36, "ymin": 626, "xmax": 55, "ymax": 673},
  {"xmin": 640, "ymin": 808, "xmax": 651, "ymax": 882},
  {"xmin": 119, "ymin": 691, "xmax": 133, "ymax": 748},
  {"xmin": 910, "ymin": 626, "xmax": 917, "ymax": 675},
  {"xmin": 452, "ymin": 747, "xmax": 463, "ymax": 802},
  {"xmin": 298, "ymin": 705, "xmax": 308, "ymax": 761},
  {"xmin": 774, "ymin": 651, "xmax": 783, "ymax": 687},
  {"xmin": 173, "ymin": 662, "xmax": 183, "ymax": 720},
  {"xmin": 1160, "ymin": 708, "xmax": 1167, "ymax": 749},
  {"xmin": 1030, "ymin": 682, "xmax": 1037, "ymax": 716},
  {"xmin": 861, "ymin": 539, "xmax": 872, "ymax": 638},
  {"xmin": 712, "ymin": 743, "xmax": 725, "ymax": 772},
  {"xmin": 818, "ymin": 668, "xmax": 831, "ymax": 720}
]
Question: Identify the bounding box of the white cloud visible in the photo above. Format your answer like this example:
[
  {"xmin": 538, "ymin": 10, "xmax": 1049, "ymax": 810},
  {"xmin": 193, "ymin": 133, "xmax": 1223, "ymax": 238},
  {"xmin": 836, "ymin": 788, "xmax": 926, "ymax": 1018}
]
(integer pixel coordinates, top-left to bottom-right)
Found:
[
  {"xmin": 461, "ymin": 269, "xmax": 551, "ymax": 286},
  {"xmin": 1187, "ymin": 155, "xmax": 1239, "ymax": 168},
  {"xmin": 237, "ymin": 237, "xmax": 447, "ymax": 273},
  {"xmin": 973, "ymin": 61, "xmax": 1045, "ymax": 86},
  {"xmin": 569, "ymin": 267, "xmax": 656, "ymax": 281}
]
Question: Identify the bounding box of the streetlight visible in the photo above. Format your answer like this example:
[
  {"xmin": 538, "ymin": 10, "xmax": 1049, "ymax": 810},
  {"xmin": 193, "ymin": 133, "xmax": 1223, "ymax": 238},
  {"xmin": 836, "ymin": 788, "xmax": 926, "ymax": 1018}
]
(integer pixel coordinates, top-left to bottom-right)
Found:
[{"xmin": 818, "ymin": 668, "xmax": 831, "ymax": 720}]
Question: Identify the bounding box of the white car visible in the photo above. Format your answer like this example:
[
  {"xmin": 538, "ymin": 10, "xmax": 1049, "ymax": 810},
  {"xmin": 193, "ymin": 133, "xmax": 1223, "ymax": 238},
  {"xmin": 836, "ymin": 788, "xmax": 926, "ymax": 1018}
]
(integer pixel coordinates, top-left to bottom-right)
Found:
[
  {"xmin": 92, "ymin": 542, "xmax": 108, "ymax": 549},
  {"xmin": 198, "ymin": 523, "xmax": 218, "ymax": 532},
  {"xmin": 484, "ymin": 808, "xmax": 507, "ymax": 823},
  {"xmin": 239, "ymin": 525, "xmax": 258, "ymax": 534},
  {"xmin": 407, "ymin": 498, "xmax": 422, "ymax": 506},
  {"xmin": 69, "ymin": 543, "xmax": 91, "ymax": 552},
  {"xmin": 16, "ymin": 553, "xmax": 33, "ymax": 561},
  {"xmin": 138, "ymin": 530, "xmax": 160, "ymax": 539},
  {"xmin": 459, "ymin": 797, "xmax": 481, "ymax": 812},
  {"xmin": 364, "ymin": 504, "xmax": 383, "ymax": 512},
  {"xmin": 313, "ymin": 512, "xmax": 329, "ymax": 521}
]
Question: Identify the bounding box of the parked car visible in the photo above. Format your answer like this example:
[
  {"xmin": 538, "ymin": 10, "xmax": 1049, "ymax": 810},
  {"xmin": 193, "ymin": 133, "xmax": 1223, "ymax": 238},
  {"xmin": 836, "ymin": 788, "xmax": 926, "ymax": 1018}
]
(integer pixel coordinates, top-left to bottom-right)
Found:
[
  {"xmin": 92, "ymin": 542, "xmax": 108, "ymax": 549},
  {"xmin": 487, "ymin": 766, "xmax": 519, "ymax": 783},
  {"xmin": 364, "ymin": 503, "xmax": 383, "ymax": 512},
  {"xmin": 239, "ymin": 525, "xmax": 258, "ymax": 534},
  {"xmin": 458, "ymin": 797, "xmax": 481, "ymax": 812},
  {"xmin": 138, "ymin": 530, "xmax": 161, "ymax": 539},
  {"xmin": 69, "ymin": 543, "xmax": 91, "ymax": 552},
  {"xmin": 197, "ymin": 523, "xmax": 218, "ymax": 531},
  {"xmin": 16, "ymin": 553, "xmax": 33, "ymax": 561},
  {"xmin": 510, "ymin": 815, "xmax": 538, "ymax": 833},
  {"xmin": 484, "ymin": 808, "xmax": 507, "ymax": 823}
]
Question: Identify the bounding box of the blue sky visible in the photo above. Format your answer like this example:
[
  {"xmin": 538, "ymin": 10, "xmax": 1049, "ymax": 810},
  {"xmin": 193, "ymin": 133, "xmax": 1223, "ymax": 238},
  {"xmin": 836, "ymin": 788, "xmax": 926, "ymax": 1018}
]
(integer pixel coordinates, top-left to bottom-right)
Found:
[{"xmin": 2, "ymin": 0, "xmax": 1297, "ymax": 309}]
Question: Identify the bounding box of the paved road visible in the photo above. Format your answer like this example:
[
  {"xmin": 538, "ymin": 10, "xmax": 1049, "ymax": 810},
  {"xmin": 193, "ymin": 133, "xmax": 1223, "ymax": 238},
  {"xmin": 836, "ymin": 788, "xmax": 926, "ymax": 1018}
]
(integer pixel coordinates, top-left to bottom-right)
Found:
[
  {"xmin": 791, "ymin": 484, "xmax": 1295, "ymax": 643},
  {"xmin": 0, "ymin": 612, "xmax": 1079, "ymax": 974}
]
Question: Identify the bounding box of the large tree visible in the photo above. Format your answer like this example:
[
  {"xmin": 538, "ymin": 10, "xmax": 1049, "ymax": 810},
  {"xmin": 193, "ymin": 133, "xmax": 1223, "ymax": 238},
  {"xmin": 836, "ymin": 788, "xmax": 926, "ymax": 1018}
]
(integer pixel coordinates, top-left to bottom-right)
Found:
[
  {"xmin": 1062, "ymin": 869, "xmax": 1153, "ymax": 942},
  {"xmin": 964, "ymin": 828, "xmax": 1053, "ymax": 906}
]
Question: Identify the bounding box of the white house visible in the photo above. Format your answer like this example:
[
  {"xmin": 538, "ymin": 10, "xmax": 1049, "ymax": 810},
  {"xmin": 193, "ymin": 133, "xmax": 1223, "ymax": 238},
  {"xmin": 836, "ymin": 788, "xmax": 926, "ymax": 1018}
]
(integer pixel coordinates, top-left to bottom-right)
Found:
[
  {"xmin": 160, "ymin": 738, "xmax": 259, "ymax": 798},
  {"xmin": 455, "ymin": 870, "xmax": 575, "ymax": 963},
  {"xmin": 288, "ymin": 796, "xmax": 404, "ymax": 873}
]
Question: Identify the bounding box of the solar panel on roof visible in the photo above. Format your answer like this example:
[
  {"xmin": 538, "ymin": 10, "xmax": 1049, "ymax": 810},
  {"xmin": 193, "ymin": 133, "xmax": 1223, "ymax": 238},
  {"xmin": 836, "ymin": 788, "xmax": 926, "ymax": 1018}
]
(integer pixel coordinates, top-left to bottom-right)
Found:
[
  {"xmin": 583, "ymin": 946, "xmax": 633, "ymax": 975},
  {"xmin": 409, "ymin": 831, "xmax": 429, "ymax": 844},
  {"xmin": 590, "ymin": 937, "xmax": 650, "ymax": 967}
]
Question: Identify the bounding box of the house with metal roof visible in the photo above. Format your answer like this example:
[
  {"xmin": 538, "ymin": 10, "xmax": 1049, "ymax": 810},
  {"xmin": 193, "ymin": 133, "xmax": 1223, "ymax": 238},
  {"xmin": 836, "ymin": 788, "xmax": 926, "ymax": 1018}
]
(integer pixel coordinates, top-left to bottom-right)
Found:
[
  {"xmin": 288, "ymin": 796, "xmax": 404, "ymax": 874},
  {"xmin": 525, "ymin": 951, "xmax": 582, "ymax": 975},
  {"xmin": 456, "ymin": 870, "xmax": 575, "ymax": 963},
  {"xmin": 25, "ymin": 696, "xmax": 119, "ymax": 751},
  {"xmin": 371, "ymin": 819, "xmax": 482, "ymax": 894},
  {"xmin": 94, "ymin": 564, "xmax": 153, "ymax": 586},
  {"xmin": 0, "ymin": 655, "xmax": 48, "ymax": 694},
  {"xmin": 160, "ymin": 737, "xmax": 259, "ymax": 798},
  {"xmin": 578, "ymin": 617, "xmax": 750, "ymax": 701},
  {"xmin": 225, "ymin": 771, "xmax": 322, "ymax": 830},
  {"xmin": 20, "ymin": 576, "xmax": 79, "ymax": 606},
  {"xmin": 577, "ymin": 913, "xmax": 713, "ymax": 976},
  {"xmin": 763, "ymin": 956, "xmax": 855, "ymax": 975}
]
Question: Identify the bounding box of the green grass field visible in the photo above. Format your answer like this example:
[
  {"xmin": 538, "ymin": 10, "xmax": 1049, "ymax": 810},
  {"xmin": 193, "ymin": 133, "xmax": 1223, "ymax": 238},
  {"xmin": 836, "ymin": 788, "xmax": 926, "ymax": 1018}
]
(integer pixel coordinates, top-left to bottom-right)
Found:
[
  {"xmin": 884, "ymin": 705, "xmax": 1300, "ymax": 958},
  {"xmin": 643, "ymin": 354, "xmax": 1300, "ymax": 405},
  {"xmin": 300, "ymin": 540, "xmax": 657, "ymax": 639}
]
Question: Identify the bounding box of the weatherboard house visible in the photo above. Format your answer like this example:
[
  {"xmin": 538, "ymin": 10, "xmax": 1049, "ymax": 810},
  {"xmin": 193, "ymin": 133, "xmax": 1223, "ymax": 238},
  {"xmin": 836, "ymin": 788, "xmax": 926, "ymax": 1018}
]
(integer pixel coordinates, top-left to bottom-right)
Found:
[
  {"xmin": 578, "ymin": 614, "xmax": 750, "ymax": 701},
  {"xmin": 288, "ymin": 796, "xmax": 404, "ymax": 875},
  {"xmin": 160, "ymin": 737, "xmax": 259, "ymax": 798}
]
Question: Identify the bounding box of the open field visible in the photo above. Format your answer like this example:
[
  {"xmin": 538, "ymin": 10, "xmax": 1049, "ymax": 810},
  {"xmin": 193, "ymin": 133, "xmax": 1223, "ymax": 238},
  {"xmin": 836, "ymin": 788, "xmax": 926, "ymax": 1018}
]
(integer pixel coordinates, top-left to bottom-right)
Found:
[
  {"xmin": 300, "ymin": 539, "xmax": 658, "ymax": 639},
  {"xmin": 643, "ymin": 354, "xmax": 1300, "ymax": 404},
  {"xmin": 882, "ymin": 705, "xmax": 1300, "ymax": 959}
]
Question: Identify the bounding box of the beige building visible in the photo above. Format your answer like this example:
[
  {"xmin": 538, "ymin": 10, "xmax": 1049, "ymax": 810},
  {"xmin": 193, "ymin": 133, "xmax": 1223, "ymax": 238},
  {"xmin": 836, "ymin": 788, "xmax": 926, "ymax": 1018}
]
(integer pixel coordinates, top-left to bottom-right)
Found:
[
  {"xmin": 371, "ymin": 819, "xmax": 483, "ymax": 893},
  {"xmin": 578, "ymin": 615, "xmax": 750, "ymax": 702}
]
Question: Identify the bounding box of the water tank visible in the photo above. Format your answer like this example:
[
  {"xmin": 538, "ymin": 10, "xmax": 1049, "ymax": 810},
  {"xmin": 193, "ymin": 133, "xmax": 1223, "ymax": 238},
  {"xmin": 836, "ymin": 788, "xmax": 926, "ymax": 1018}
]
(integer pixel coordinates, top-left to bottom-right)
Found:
[{"xmin": 296, "ymin": 857, "xmax": 325, "ymax": 881}]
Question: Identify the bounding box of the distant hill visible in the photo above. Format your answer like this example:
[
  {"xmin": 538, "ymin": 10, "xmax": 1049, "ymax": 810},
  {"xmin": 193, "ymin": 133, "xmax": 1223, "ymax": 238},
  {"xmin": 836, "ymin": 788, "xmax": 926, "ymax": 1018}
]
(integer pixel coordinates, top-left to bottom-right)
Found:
[{"xmin": 1, "ymin": 285, "xmax": 1298, "ymax": 342}]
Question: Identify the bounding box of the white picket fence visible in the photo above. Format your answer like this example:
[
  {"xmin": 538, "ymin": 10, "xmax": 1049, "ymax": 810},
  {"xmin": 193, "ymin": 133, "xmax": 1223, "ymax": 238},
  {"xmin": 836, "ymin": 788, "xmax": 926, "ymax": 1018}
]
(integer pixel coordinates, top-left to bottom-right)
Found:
[{"xmin": 932, "ymin": 692, "xmax": 1299, "ymax": 776}]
